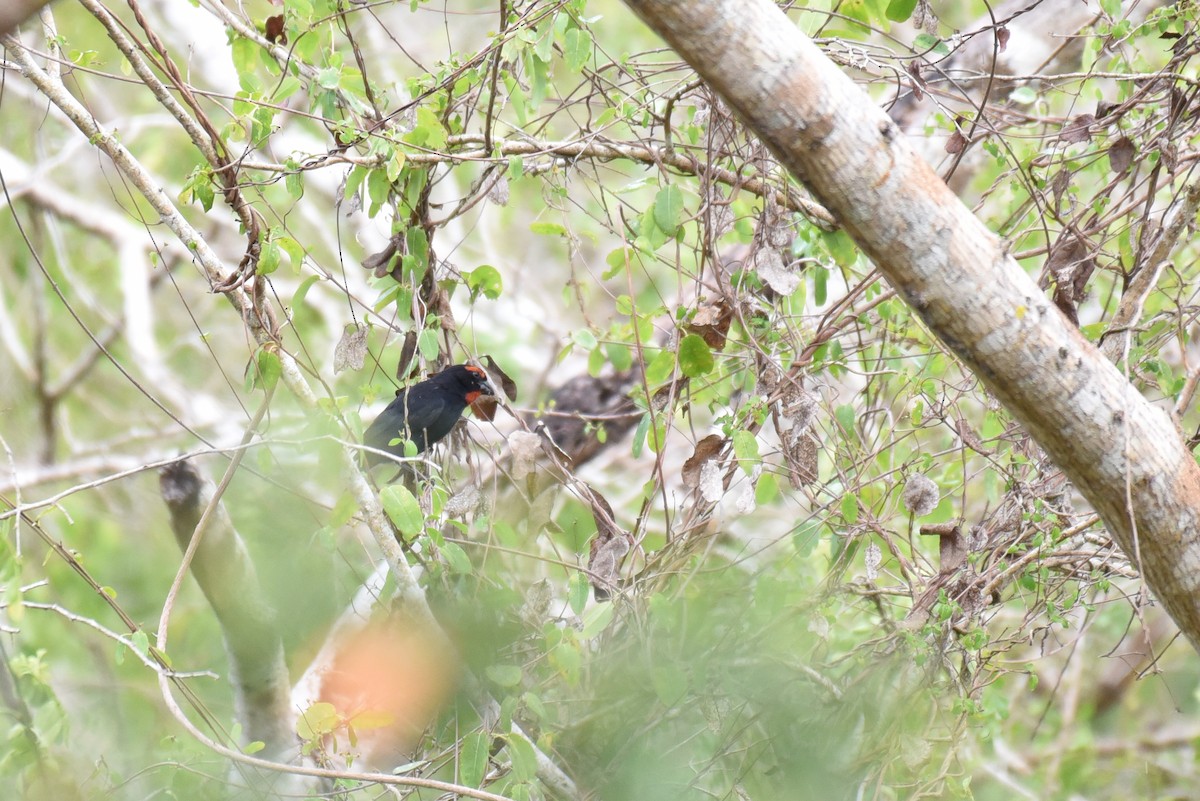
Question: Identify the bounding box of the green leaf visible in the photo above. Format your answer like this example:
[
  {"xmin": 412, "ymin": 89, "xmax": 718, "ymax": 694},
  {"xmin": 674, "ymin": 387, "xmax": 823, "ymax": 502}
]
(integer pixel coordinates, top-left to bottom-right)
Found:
[
  {"xmin": 406, "ymin": 227, "xmax": 429, "ymax": 271},
  {"xmin": 344, "ymin": 164, "xmax": 368, "ymax": 201},
  {"xmin": 632, "ymin": 412, "xmax": 650, "ymax": 457},
  {"xmin": 507, "ymin": 155, "xmax": 524, "ymax": 180},
  {"xmin": 243, "ymin": 740, "xmax": 266, "ymax": 754},
  {"xmin": 581, "ymin": 602, "xmax": 614, "ymax": 638},
  {"xmin": 821, "ymin": 229, "xmax": 857, "ymax": 268},
  {"xmin": 522, "ymin": 691, "xmax": 548, "ymax": 721},
  {"xmin": 256, "ymin": 348, "xmax": 281, "ymax": 391},
  {"xmin": 366, "ymin": 168, "xmax": 391, "ymax": 217},
  {"xmin": 297, "ymin": 702, "xmax": 339, "ymax": 740},
  {"xmin": 644, "ymin": 349, "xmax": 676, "ymax": 385},
  {"xmin": 418, "ymin": 328, "xmax": 440, "ymax": 361},
  {"xmin": 316, "ymin": 66, "xmax": 340, "ymax": 89},
  {"xmin": 1009, "ymin": 86, "xmax": 1037, "ymax": 104},
  {"xmin": 604, "ymin": 247, "xmax": 632, "ymax": 279},
  {"xmin": 507, "ymin": 733, "xmax": 539, "ymax": 783},
  {"xmin": 257, "ymin": 240, "xmax": 281, "ymax": 276},
  {"xmin": 638, "ymin": 206, "xmax": 670, "ymax": 250},
  {"xmin": 756, "ymin": 472, "xmax": 779, "ymax": 505},
  {"xmin": 460, "ymin": 731, "xmax": 490, "ymax": 788},
  {"xmin": 912, "ymin": 33, "xmax": 950, "ymax": 56},
  {"xmin": 530, "ymin": 220, "xmax": 567, "ymax": 237},
  {"xmin": 230, "ymin": 37, "xmax": 258, "ymax": 91},
  {"xmin": 678, "ymin": 334, "xmax": 714, "ymax": 377},
  {"xmin": 732, "ymin": 430, "xmax": 759, "ymax": 474},
  {"xmin": 841, "ymin": 492, "xmax": 859, "ymax": 524},
  {"xmin": 273, "ymin": 76, "xmax": 301, "ymax": 102},
  {"xmin": 606, "ymin": 342, "xmax": 633, "ymax": 371},
  {"xmin": 653, "ymin": 185, "xmax": 685, "ymax": 235},
  {"xmin": 380, "ymin": 485, "xmax": 424, "ymax": 538},
  {"xmin": 885, "ymin": 0, "xmax": 918, "ymax": 21},
  {"xmin": 563, "ymin": 27, "xmax": 591, "ymax": 72},
  {"xmin": 486, "ymin": 664, "xmax": 523, "ymax": 687},
  {"xmin": 277, "ymin": 236, "xmax": 305, "ymax": 274},
  {"xmin": 587, "ymin": 344, "xmax": 605, "ymax": 376},
  {"xmin": 465, "ymin": 265, "xmax": 503, "ymax": 299},
  {"xmin": 834, "ymin": 403, "xmax": 856, "ymax": 435},
  {"xmin": 441, "ymin": 541, "xmax": 472, "ymax": 574},
  {"xmin": 329, "ymin": 492, "xmax": 358, "ymax": 528},
  {"xmin": 650, "ymin": 661, "xmax": 688, "ymax": 706},
  {"xmin": 407, "ymin": 106, "xmax": 448, "ymax": 149},
  {"xmin": 573, "ymin": 329, "xmax": 597, "ymax": 350},
  {"xmin": 386, "ymin": 147, "xmax": 407, "ymax": 182},
  {"xmin": 567, "ymin": 571, "xmax": 590, "ymax": 615}
]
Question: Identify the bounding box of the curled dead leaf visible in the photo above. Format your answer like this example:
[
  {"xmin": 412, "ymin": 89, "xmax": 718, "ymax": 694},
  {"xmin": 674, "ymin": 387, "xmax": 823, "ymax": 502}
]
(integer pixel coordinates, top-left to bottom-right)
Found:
[{"xmin": 682, "ymin": 434, "xmax": 725, "ymax": 489}]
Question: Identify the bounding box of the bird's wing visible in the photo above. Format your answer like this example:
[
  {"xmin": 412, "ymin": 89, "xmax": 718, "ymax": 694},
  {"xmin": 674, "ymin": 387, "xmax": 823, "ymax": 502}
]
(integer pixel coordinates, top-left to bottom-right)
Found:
[
  {"xmin": 364, "ymin": 384, "xmax": 453, "ymax": 455},
  {"xmin": 402, "ymin": 383, "xmax": 458, "ymax": 431}
]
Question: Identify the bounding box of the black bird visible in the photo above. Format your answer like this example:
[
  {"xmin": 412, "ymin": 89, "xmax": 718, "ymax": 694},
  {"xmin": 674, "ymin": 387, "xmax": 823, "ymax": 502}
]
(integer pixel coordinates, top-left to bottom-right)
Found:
[{"xmin": 364, "ymin": 364, "xmax": 495, "ymax": 467}]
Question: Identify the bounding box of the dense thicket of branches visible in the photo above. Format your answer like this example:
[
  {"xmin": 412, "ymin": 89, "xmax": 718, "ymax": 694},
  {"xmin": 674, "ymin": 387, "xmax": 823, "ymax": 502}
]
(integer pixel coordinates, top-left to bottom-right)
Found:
[{"xmin": 2, "ymin": 1, "xmax": 1200, "ymax": 800}]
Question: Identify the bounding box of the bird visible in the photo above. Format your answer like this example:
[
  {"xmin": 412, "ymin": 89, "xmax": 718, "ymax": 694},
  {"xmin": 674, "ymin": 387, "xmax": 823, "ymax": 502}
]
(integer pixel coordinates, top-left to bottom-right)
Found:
[{"xmin": 363, "ymin": 363, "xmax": 495, "ymax": 468}]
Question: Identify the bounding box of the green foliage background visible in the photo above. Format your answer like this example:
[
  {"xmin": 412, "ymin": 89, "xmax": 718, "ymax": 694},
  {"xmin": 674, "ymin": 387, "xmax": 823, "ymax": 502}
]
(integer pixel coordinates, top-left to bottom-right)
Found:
[{"xmin": 2, "ymin": 0, "xmax": 1200, "ymax": 799}]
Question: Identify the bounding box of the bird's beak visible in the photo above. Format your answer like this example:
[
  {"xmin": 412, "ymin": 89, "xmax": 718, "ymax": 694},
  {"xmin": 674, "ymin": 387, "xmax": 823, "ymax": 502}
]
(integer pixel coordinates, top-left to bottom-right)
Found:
[{"xmin": 481, "ymin": 379, "xmax": 497, "ymax": 397}]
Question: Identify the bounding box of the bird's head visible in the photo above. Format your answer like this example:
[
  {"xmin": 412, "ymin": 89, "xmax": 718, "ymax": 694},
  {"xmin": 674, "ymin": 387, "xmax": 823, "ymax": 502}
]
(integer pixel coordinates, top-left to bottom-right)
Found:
[{"xmin": 459, "ymin": 363, "xmax": 496, "ymax": 405}]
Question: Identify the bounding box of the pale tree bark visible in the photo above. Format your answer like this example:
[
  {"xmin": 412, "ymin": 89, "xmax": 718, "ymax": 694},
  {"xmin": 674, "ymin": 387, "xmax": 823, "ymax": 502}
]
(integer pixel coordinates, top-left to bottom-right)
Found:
[
  {"xmin": 0, "ymin": 1, "xmax": 53, "ymax": 37},
  {"xmin": 620, "ymin": 0, "xmax": 1200, "ymax": 653}
]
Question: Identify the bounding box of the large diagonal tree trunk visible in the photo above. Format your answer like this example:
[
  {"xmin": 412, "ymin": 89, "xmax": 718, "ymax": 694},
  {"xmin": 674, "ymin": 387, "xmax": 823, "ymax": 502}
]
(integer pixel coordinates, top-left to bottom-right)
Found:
[{"xmin": 620, "ymin": 0, "xmax": 1200, "ymax": 652}]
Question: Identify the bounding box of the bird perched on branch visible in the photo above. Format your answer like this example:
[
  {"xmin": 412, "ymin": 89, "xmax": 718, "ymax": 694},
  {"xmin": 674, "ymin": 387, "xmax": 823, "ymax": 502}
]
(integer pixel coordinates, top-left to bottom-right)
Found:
[{"xmin": 364, "ymin": 364, "xmax": 495, "ymax": 468}]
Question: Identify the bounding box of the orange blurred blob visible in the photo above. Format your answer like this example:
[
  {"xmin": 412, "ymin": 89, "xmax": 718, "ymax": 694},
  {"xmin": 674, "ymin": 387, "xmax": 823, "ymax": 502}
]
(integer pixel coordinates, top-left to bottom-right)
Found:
[{"xmin": 319, "ymin": 619, "xmax": 459, "ymax": 762}]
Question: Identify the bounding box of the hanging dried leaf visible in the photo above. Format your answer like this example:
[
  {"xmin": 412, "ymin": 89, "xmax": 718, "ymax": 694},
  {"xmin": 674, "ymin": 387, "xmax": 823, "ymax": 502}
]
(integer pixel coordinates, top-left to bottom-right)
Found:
[
  {"xmin": 483, "ymin": 355, "xmax": 519, "ymax": 401},
  {"xmin": 920, "ymin": 523, "xmax": 967, "ymax": 574},
  {"xmin": 755, "ymin": 248, "xmax": 801, "ymax": 295},
  {"xmin": 334, "ymin": 324, "xmax": 368, "ymax": 374},
  {"xmin": 586, "ymin": 485, "xmax": 631, "ymax": 601},
  {"xmin": 945, "ymin": 129, "xmax": 967, "ymax": 155},
  {"xmin": 955, "ymin": 417, "xmax": 992, "ymax": 456},
  {"xmin": 264, "ymin": 15, "xmax": 287, "ymax": 44},
  {"xmin": 736, "ymin": 480, "xmax": 757, "ymax": 514},
  {"xmin": 865, "ymin": 542, "xmax": 881, "ymax": 581},
  {"xmin": 902, "ymin": 474, "xmax": 939, "ymax": 517},
  {"xmin": 445, "ymin": 485, "xmax": 484, "ymax": 518},
  {"xmin": 781, "ymin": 383, "xmax": 818, "ymax": 432},
  {"xmin": 1051, "ymin": 170, "xmax": 1070, "ymax": 206},
  {"xmin": 470, "ymin": 394, "xmax": 499, "ymax": 421},
  {"xmin": 1108, "ymin": 136, "xmax": 1135, "ymax": 174},
  {"xmin": 1161, "ymin": 140, "xmax": 1179, "ymax": 174},
  {"xmin": 589, "ymin": 534, "xmax": 631, "ymax": 602},
  {"xmin": 1046, "ymin": 234, "xmax": 1096, "ymax": 326},
  {"xmin": 785, "ymin": 429, "xmax": 819, "ymax": 488},
  {"xmin": 487, "ymin": 175, "xmax": 510, "ymax": 206},
  {"xmin": 699, "ymin": 460, "xmax": 724, "ymax": 502},
  {"xmin": 1059, "ymin": 113, "xmax": 1094, "ymax": 144},
  {"xmin": 520, "ymin": 579, "xmax": 553, "ymax": 625},
  {"xmin": 682, "ymin": 434, "xmax": 725, "ymax": 489},
  {"xmin": 996, "ymin": 24, "xmax": 1009, "ymax": 52},
  {"xmin": 761, "ymin": 200, "xmax": 794, "ymax": 248},
  {"xmin": 396, "ymin": 331, "xmax": 419, "ymax": 380},
  {"xmin": 509, "ymin": 431, "xmax": 541, "ymax": 481},
  {"xmin": 363, "ymin": 236, "xmax": 400, "ymax": 277},
  {"xmin": 906, "ymin": 60, "xmax": 925, "ymax": 102},
  {"xmin": 685, "ymin": 302, "xmax": 733, "ymax": 350},
  {"xmin": 711, "ymin": 203, "xmax": 735, "ymax": 238}
]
